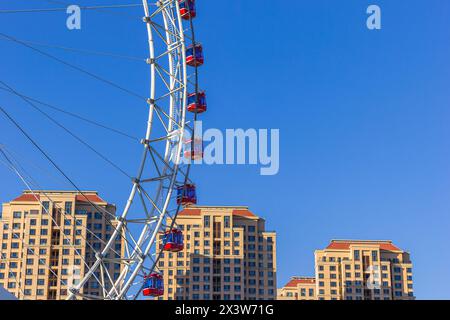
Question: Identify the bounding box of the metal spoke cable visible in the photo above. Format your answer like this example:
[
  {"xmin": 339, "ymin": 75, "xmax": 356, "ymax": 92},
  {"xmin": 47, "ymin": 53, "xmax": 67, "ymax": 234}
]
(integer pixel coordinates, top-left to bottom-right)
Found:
[
  {"xmin": 0, "ymin": 103, "xmax": 144, "ymax": 263},
  {"xmin": 1, "ymin": 145, "xmax": 128, "ymax": 298},
  {"xmin": 0, "ymin": 80, "xmax": 132, "ymax": 179},
  {"xmin": 0, "ymin": 37, "xmax": 146, "ymax": 62},
  {"xmin": 0, "ymin": 32, "xmax": 147, "ymax": 102},
  {"xmin": 0, "ymin": 144, "xmax": 123, "ymax": 259},
  {"xmin": 0, "ymin": 4, "xmax": 142, "ymax": 14},
  {"xmin": 0, "ymin": 86, "xmax": 139, "ymax": 142},
  {"xmin": 42, "ymin": 0, "xmax": 141, "ymax": 19},
  {"xmin": 0, "ymin": 103, "xmax": 113, "ymax": 221},
  {"xmin": 0, "ymin": 147, "xmax": 112, "ymax": 293}
]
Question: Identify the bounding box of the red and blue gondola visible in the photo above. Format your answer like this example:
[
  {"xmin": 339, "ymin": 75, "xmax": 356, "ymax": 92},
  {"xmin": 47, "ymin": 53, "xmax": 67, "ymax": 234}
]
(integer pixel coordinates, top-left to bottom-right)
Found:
[
  {"xmin": 163, "ymin": 229, "xmax": 184, "ymax": 252},
  {"xmin": 176, "ymin": 184, "xmax": 197, "ymax": 206},
  {"xmin": 187, "ymin": 92, "xmax": 207, "ymax": 114},
  {"xmin": 179, "ymin": 0, "xmax": 196, "ymax": 20},
  {"xmin": 186, "ymin": 44, "xmax": 204, "ymax": 67},
  {"xmin": 143, "ymin": 273, "xmax": 164, "ymax": 297}
]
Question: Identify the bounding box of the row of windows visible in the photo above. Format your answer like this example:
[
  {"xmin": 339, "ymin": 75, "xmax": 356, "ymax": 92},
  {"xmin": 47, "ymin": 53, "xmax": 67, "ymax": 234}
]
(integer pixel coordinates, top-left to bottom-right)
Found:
[
  {"xmin": 188, "ymin": 264, "xmax": 273, "ymax": 273},
  {"xmin": 7, "ymin": 208, "xmax": 106, "ymax": 220},
  {"xmin": 171, "ymin": 288, "xmax": 276, "ymax": 299},
  {"xmin": 319, "ymin": 264, "xmax": 412, "ymax": 274},
  {"xmin": 179, "ymin": 224, "xmax": 273, "ymax": 242},
  {"xmin": 161, "ymin": 267, "xmax": 275, "ymax": 277},
  {"xmin": 318, "ymin": 272, "xmax": 394, "ymax": 280}
]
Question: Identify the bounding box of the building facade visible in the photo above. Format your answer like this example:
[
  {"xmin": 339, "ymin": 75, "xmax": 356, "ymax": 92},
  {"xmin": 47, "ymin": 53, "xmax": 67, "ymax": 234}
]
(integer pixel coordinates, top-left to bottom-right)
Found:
[
  {"xmin": 314, "ymin": 240, "xmax": 414, "ymax": 300},
  {"xmin": 157, "ymin": 206, "xmax": 277, "ymax": 300},
  {"xmin": 0, "ymin": 190, "xmax": 124, "ymax": 300},
  {"xmin": 277, "ymin": 276, "xmax": 316, "ymax": 300}
]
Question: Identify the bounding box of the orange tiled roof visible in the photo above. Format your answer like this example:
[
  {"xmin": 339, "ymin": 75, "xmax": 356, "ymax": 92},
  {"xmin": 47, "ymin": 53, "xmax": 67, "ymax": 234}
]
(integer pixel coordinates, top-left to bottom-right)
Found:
[
  {"xmin": 75, "ymin": 194, "xmax": 105, "ymax": 203},
  {"xmin": 326, "ymin": 240, "xmax": 401, "ymax": 251},
  {"xmin": 231, "ymin": 209, "xmax": 256, "ymax": 217},
  {"xmin": 12, "ymin": 194, "xmax": 40, "ymax": 202},
  {"xmin": 178, "ymin": 208, "xmax": 202, "ymax": 216},
  {"xmin": 11, "ymin": 193, "xmax": 105, "ymax": 203},
  {"xmin": 285, "ymin": 277, "xmax": 316, "ymax": 287},
  {"xmin": 178, "ymin": 207, "xmax": 256, "ymax": 218}
]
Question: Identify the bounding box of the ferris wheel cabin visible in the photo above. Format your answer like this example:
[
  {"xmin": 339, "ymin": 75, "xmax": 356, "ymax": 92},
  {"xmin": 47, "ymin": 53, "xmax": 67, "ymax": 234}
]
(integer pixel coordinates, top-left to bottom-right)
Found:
[
  {"xmin": 176, "ymin": 184, "xmax": 197, "ymax": 206},
  {"xmin": 186, "ymin": 44, "xmax": 204, "ymax": 67},
  {"xmin": 179, "ymin": 0, "xmax": 196, "ymax": 20},
  {"xmin": 143, "ymin": 273, "xmax": 164, "ymax": 297},
  {"xmin": 163, "ymin": 228, "xmax": 184, "ymax": 252},
  {"xmin": 187, "ymin": 92, "xmax": 207, "ymax": 113},
  {"xmin": 184, "ymin": 138, "xmax": 203, "ymax": 160}
]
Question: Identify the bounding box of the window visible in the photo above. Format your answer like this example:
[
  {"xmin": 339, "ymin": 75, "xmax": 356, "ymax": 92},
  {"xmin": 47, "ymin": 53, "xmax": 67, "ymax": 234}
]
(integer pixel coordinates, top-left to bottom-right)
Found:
[
  {"xmin": 13, "ymin": 211, "xmax": 22, "ymax": 218},
  {"xmin": 65, "ymin": 202, "xmax": 73, "ymax": 214},
  {"xmin": 224, "ymin": 216, "xmax": 230, "ymax": 228},
  {"xmin": 42, "ymin": 201, "xmax": 50, "ymax": 213},
  {"xmin": 94, "ymin": 223, "xmax": 102, "ymax": 230},
  {"xmin": 354, "ymin": 250, "xmax": 360, "ymax": 261},
  {"xmin": 372, "ymin": 250, "xmax": 378, "ymax": 262}
]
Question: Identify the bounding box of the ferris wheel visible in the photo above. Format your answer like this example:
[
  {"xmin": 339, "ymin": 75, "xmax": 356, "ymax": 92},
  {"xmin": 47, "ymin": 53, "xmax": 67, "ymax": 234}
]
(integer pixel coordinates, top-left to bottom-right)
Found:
[
  {"xmin": 66, "ymin": 0, "xmax": 205, "ymax": 300},
  {"xmin": 0, "ymin": 0, "xmax": 205, "ymax": 300}
]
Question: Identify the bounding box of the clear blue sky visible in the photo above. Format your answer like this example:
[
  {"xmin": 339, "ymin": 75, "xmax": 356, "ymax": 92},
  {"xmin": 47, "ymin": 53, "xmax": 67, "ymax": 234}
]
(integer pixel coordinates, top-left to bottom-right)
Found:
[{"xmin": 1, "ymin": 0, "xmax": 450, "ymax": 299}]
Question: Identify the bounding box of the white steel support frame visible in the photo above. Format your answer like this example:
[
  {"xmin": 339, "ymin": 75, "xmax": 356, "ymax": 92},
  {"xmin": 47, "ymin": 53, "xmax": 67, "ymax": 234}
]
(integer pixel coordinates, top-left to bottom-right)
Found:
[{"xmin": 67, "ymin": 0, "xmax": 197, "ymax": 300}]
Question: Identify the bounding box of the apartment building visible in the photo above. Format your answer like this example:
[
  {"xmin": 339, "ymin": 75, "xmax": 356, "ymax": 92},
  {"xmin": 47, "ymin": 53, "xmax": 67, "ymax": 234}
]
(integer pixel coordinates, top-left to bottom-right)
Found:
[
  {"xmin": 0, "ymin": 190, "xmax": 124, "ymax": 300},
  {"xmin": 314, "ymin": 240, "xmax": 415, "ymax": 300},
  {"xmin": 157, "ymin": 206, "xmax": 277, "ymax": 300},
  {"xmin": 277, "ymin": 276, "xmax": 316, "ymax": 300}
]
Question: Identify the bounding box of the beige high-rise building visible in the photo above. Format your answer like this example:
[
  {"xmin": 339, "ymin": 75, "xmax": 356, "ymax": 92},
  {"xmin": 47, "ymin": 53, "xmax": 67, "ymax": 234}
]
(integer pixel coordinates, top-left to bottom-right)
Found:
[
  {"xmin": 314, "ymin": 240, "xmax": 414, "ymax": 300},
  {"xmin": 0, "ymin": 190, "xmax": 124, "ymax": 300},
  {"xmin": 157, "ymin": 206, "xmax": 277, "ymax": 300},
  {"xmin": 277, "ymin": 276, "xmax": 316, "ymax": 300}
]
